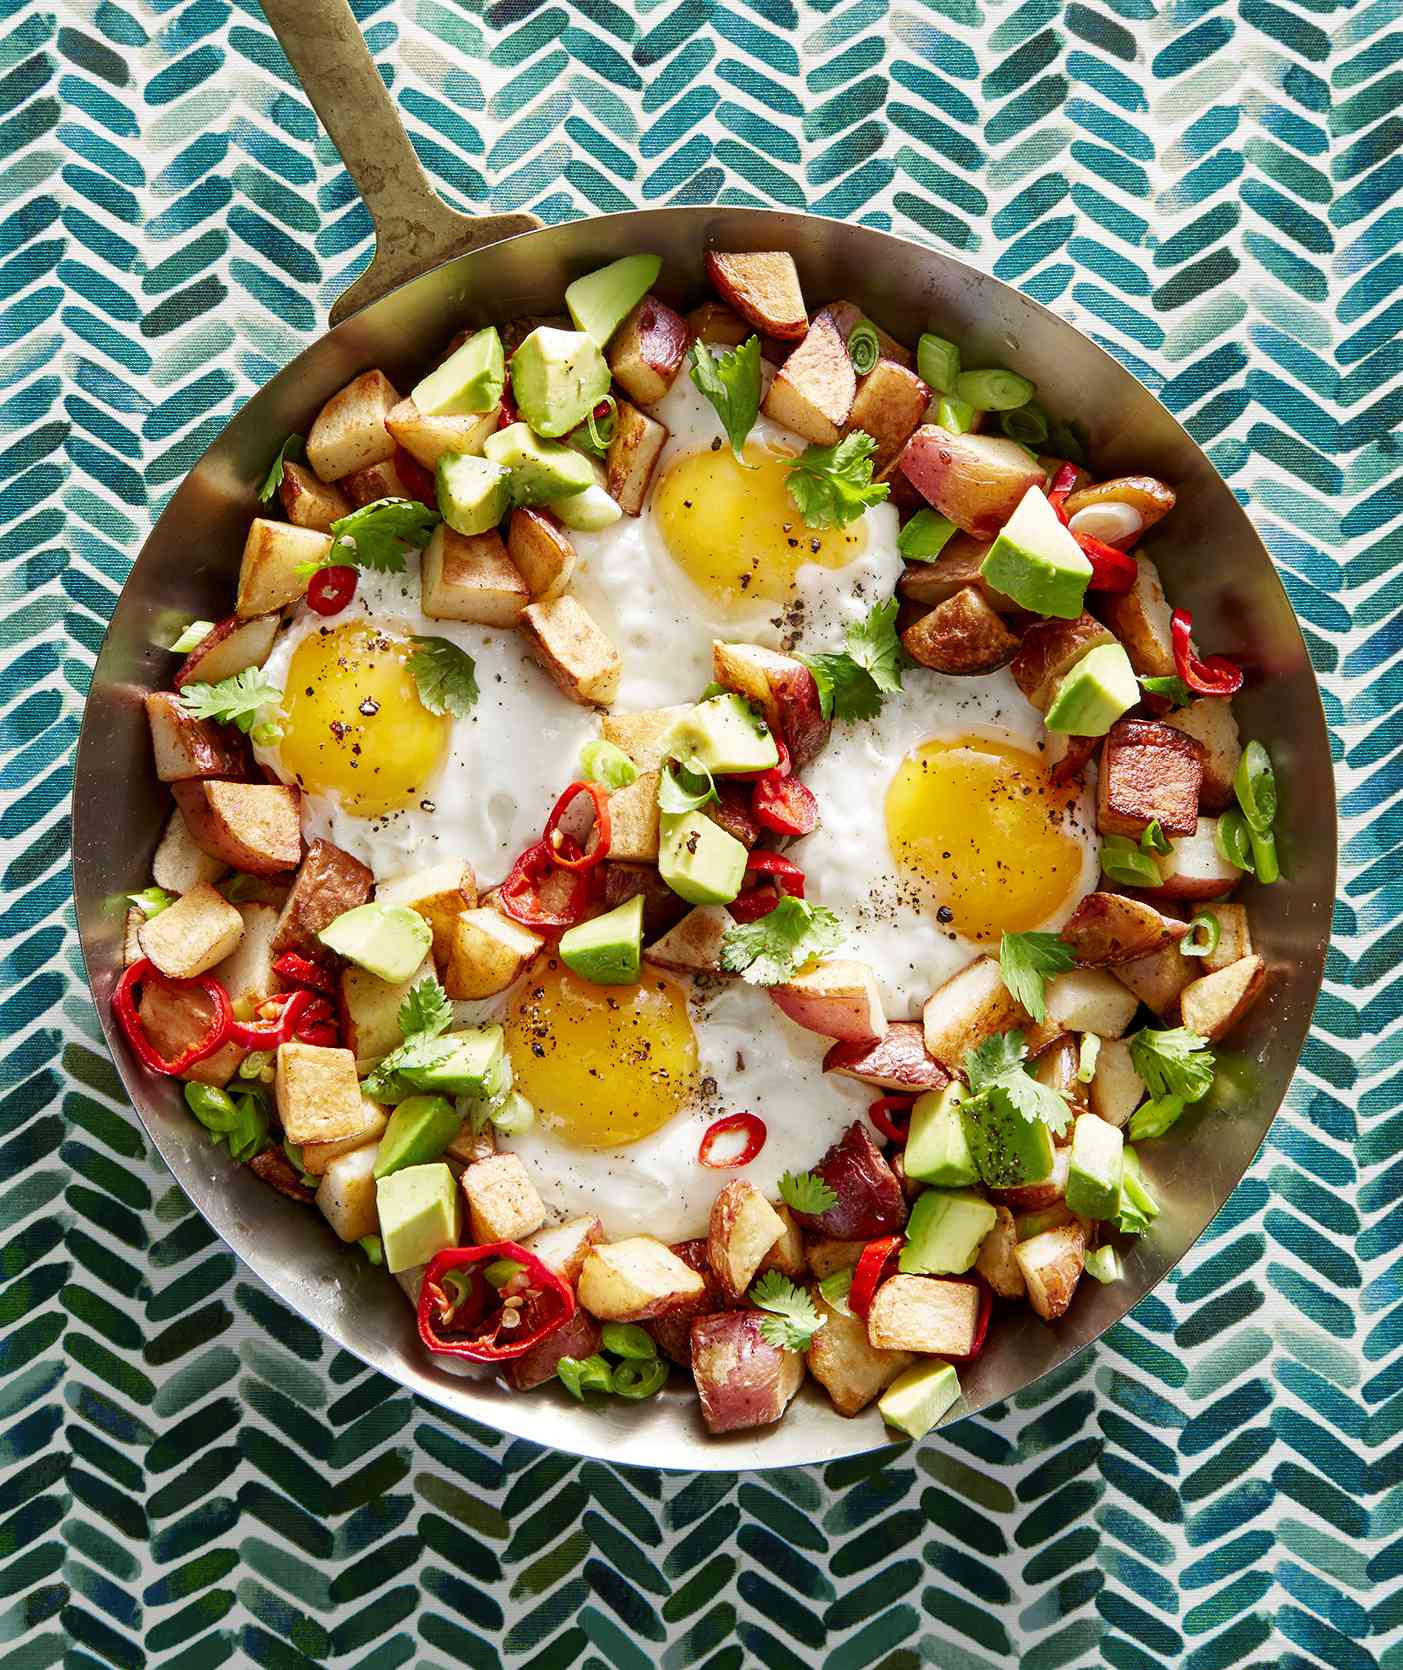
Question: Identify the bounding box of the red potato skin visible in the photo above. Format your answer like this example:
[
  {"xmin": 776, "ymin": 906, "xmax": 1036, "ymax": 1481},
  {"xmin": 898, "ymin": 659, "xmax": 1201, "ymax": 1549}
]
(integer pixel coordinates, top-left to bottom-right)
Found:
[
  {"xmin": 506, "ymin": 1307, "xmax": 603, "ymax": 1392},
  {"xmin": 898, "ymin": 425, "xmax": 1044, "ymax": 538},
  {"xmin": 704, "ymin": 251, "xmax": 808, "ymax": 340},
  {"xmin": 823, "ymin": 1021, "xmax": 950, "ymax": 1092},
  {"xmin": 789, "ymin": 1121, "xmax": 908, "ymax": 1241},
  {"xmin": 647, "ymin": 1239, "xmax": 727, "ymax": 1369},
  {"xmin": 690, "ymin": 1310, "xmax": 803, "ymax": 1433},
  {"xmin": 145, "ymin": 693, "xmax": 249, "ymax": 784},
  {"xmin": 172, "ymin": 614, "xmax": 279, "ymax": 691}
]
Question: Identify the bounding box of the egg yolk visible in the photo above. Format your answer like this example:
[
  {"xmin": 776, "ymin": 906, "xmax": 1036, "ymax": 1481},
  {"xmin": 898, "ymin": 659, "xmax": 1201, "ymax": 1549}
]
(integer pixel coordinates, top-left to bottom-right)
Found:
[
  {"xmin": 654, "ymin": 441, "xmax": 865, "ymax": 610},
  {"xmin": 278, "ymin": 622, "xmax": 451, "ymax": 817},
  {"xmin": 505, "ymin": 958, "xmax": 698, "ymax": 1148},
  {"xmin": 885, "ymin": 737, "xmax": 1084, "ymax": 943}
]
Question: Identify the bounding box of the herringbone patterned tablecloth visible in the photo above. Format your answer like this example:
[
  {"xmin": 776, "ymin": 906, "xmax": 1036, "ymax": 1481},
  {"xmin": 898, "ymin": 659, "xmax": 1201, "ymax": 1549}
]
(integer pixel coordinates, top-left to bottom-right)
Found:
[{"xmin": 6, "ymin": 0, "xmax": 1398, "ymax": 1664}]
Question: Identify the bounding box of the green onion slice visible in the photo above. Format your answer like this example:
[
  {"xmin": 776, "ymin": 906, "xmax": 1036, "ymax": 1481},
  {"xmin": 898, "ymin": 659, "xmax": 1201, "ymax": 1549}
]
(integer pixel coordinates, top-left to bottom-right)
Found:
[
  {"xmin": 847, "ymin": 319, "xmax": 881, "ymax": 376},
  {"xmin": 1233, "ymin": 740, "xmax": 1276, "ymax": 833},
  {"xmin": 1214, "ymin": 810, "xmax": 1255, "ymax": 874},
  {"xmin": 1100, "ymin": 836, "xmax": 1161, "ymax": 888},
  {"xmin": 1180, "ymin": 913, "xmax": 1220, "ymax": 959}
]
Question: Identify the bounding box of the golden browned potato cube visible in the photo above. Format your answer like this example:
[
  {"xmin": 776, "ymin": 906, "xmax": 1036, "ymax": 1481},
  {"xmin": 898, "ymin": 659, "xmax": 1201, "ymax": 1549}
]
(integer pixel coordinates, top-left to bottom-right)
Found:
[
  {"xmin": 922, "ymin": 956, "xmax": 1026, "ymax": 1073},
  {"xmin": 704, "ymin": 251, "xmax": 807, "ymax": 339},
  {"xmin": 145, "ymin": 693, "xmax": 248, "ymax": 784},
  {"xmin": 307, "ymin": 369, "xmax": 399, "ymax": 482},
  {"xmin": 1109, "ymin": 942, "xmax": 1195, "ymax": 1019},
  {"xmin": 1200, "ymin": 901, "xmax": 1252, "ymax": 974},
  {"xmin": 706, "ymin": 1181, "xmax": 786, "ymax": 1303},
  {"xmin": 975, "ymin": 1206, "xmax": 1026, "ymax": 1299},
  {"xmin": 211, "ymin": 901, "xmax": 281, "ymax": 1012},
  {"xmin": 138, "ymin": 881, "xmax": 244, "ymax": 979},
  {"xmin": 806, "ymin": 1289, "xmax": 913, "ymax": 1416},
  {"xmin": 276, "ymin": 1041, "xmax": 366, "ymax": 1145},
  {"xmin": 341, "ymin": 455, "xmax": 410, "ymax": 508},
  {"xmin": 1100, "ymin": 556, "xmax": 1175, "ymax": 678},
  {"xmin": 898, "ymin": 533, "xmax": 1013, "ymax": 612},
  {"xmin": 443, "ymin": 908, "xmax": 543, "ymax": 1000},
  {"xmin": 1179, "ymin": 954, "xmax": 1266, "ymax": 1041},
  {"xmin": 279, "ymin": 461, "xmax": 352, "ymax": 533},
  {"xmin": 690, "ymin": 1310, "xmax": 806, "ymax": 1433},
  {"xmin": 171, "ymin": 781, "xmax": 302, "ymax": 876},
  {"xmin": 152, "ymin": 807, "xmax": 228, "ymax": 893},
  {"xmin": 805, "ymin": 1238, "xmax": 868, "ymax": 1279},
  {"xmin": 608, "ymin": 296, "xmax": 690, "ymax": 405},
  {"xmin": 375, "ymin": 860, "xmax": 477, "ymax": 965},
  {"xmin": 607, "ymin": 400, "xmax": 669, "ymax": 517},
  {"xmin": 604, "ymin": 771, "xmax": 661, "ymax": 864},
  {"xmin": 444, "ymin": 1120, "xmax": 496, "ymax": 1168},
  {"xmin": 524, "ymin": 1215, "xmax": 606, "ymax": 1284},
  {"xmin": 1162, "ymin": 697, "xmax": 1242, "ymax": 812},
  {"xmin": 1011, "ymin": 612, "xmax": 1117, "ymax": 712},
  {"xmin": 756, "ymin": 1203, "xmax": 806, "ymax": 1281},
  {"xmin": 172, "ymin": 613, "xmax": 280, "ymax": 692},
  {"xmin": 463, "ymin": 1153, "xmax": 546, "ymax": 1244},
  {"xmin": 687, "ymin": 300, "xmax": 750, "ymax": 346},
  {"xmin": 519, "ymin": 595, "xmax": 621, "ymax": 707},
  {"xmin": 271, "ymin": 838, "xmax": 373, "ymax": 958},
  {"xmin": 577, "ymin": 1238, "xmax": 708, "ymax": 1321},
  {"xmin": 314, "ymin": 1141, "xmax": 381, "ymax": 1241},
  {"xmin": 1089, "ymin": 1037, "xmax": 1146, "ymax": 1128},
  {"xmin": 301, "ymin": 1098, "xmax": 389, "ymax": 1175},
  {"xmin": 507, "ymin": 507, "xmax": 576, "ymax": 602},
  {"xmin": 1015, "ymin": 1221, "xmax": 1087, "ymax": 1321},
  {"xmin": 1098, "ymin": 718, "xmax": 1204, "ymax": 840},
  {"xmin": 761, "ymin": 304, "xmax": 857, "ymax": 444},
  {"xmin": 599, "ymin": 705, "xmax": 692, "ymax": 771},
  {"xmin": 1040, "ymin": 968, "xmax": 1141, "ymax": 1040},
  {"xmin": 847, "ymin": 358, "xmax": 931, "ymax": 474},
  {"xmin": 339, "ymin": 958, "xmax": 432, "ymax": 1069},
  {"xmin": 866, "ymin": 1275, "xmax": 979, "ymax": 1354},
  {"xmin": 421, "ymin": 525, "xmax": 529, "ymax": 626},
  {"xmin": 385, "ymin": 396, "xmax": 497, "ymax": 469},
  {"xmin": 1059, "ymin": 891, "xmax": 1189, "ymax": 966},
  {"xmin": 235, "ymin": 518, "xmax": 330, "ymax": 617},
  {"xmin": 901, "ymin": 585, "xmax": 1019, "ymax": 675},
  {"xmin": 644, "ymin": 904, "xmax": 731, "ymax": 974},
  {"xmin": 710, "ymin": 640, "xmax": 829, "ymax": 770}
]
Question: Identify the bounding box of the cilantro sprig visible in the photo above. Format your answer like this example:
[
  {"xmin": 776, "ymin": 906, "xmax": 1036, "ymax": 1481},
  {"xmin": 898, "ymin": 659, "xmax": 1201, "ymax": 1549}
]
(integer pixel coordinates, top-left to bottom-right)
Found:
[
  {"xmin": 300, "ymin": 497, "xmax": 441, "ymax": 577},
  {"xmin": 258, "ymin": 434, "xmax": 305, "ymax": 503},
  {"xmin": 962, "ymin": 1031, "xmax": 1072, "ymax": 1137},
  {"xmin": 778, "ymin": 1169, "xmax": 838, "ymax": 1217},
  {"xmin": 999, "ymin": 930, "xmax": 1075, "ymax": 1025},
  {"xmin": 1128, "ymin": 1026, "xmax": 1215, "ymax": 1105},
  {"xmin": 689, "ymin": 336, "xmax": 762, "ymax": 463},
  {"xmin": 408, "ymin": 636, "xmax": 480, "ymax": 718},
  {"xmin": 801, "ymin": 597, "xmax": 906, "ymax": 722},
  {"xmin": 177, "ymin": 666, "xmax": 283, "ymax": 734},
  {"xmin": 786, "ymin": 431, "xmax": 889, "ymax": 530},
  {"xmin": 750, "ymin": 1270, "xmax": 826, "ymax": 1351},
  {"xmin": 720, "ymin": 895, "xmax": 843, "ymax": 987},
  {"xmin": 362, "ymin": 974, "xmax": 456, "ymax": 1104}
]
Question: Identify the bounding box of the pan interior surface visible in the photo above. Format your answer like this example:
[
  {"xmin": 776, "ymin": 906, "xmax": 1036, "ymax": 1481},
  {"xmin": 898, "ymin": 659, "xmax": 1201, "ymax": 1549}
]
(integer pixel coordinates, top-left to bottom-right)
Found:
[{"xmin": 72, "ymin": 207, "xmax": 1334, "ymax": 1469}]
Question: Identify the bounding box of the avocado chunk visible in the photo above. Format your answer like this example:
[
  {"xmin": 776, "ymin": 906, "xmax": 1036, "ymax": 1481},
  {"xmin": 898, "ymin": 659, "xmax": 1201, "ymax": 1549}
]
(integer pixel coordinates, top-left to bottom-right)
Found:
[
  {"xmin": 376, "ymin": 1161, "xmax": 461, "ymax": 1274},
  {"xmin": 904, "ymin": 1082, "xmax": 977, "ymax": 1186},
  {"xmin": 552, "ymin": 484, "xmax": 623, "ymax": 531},
  {"xmin": 962, "ymin": 1090, "xmax": 1056, "ymax": 1190},
  {"xmin": 1066, "ymin": 1111, "xmax": 1124, "ymax": 1219},
  {"xmin": 412, "ymin": 325, "xmax": 505, "ymax": 416},
  {"xmin": 898, "ymin": 1188, "xmax": 997, "ymax": 1275},
  {"xmin": 373, "ymin": 1094, "xmax": 460, "ymax": 1179},
  {"xmin": 1044, "ymin": 642, "xmax": 1138, "ymax": 735},
  {"xmin": 437, "ymin": 451, "xmax": 510, "ymax": 535},
  {"xmin": 483, "ymin": 422, "xmax": 596, "ymax": 506},
  {"xmin": 658, "ymin": 811, "xmax": 748, "ymax": 906},
  {"xmin": 510, "ymin": 326, "xmax": 611, "ymax": 439},
  {"xmin": 319, "ymin": 902, "xmax": 432, "ymax": 984},
  {"xmin": 669, "ymin": 692, "xmax": 779, "ymax": 776},
  {"xmin": 980, "ymin": 484, "xmax": 1092, "ymax": 619},
  {"xmin": 878, "ymin": 1359, "xmax": 961, "ymax": 1439},
  {"xmin": 565, "ymin": 254, "xmax": 662, "ymax": 347},
  {"xmin": 401, "ymin": 1026, "xmax": 506, "ymax": 1100},
  {"xmin": 559, "ymin": 894, "xmax": 644, "ymax": 986}
]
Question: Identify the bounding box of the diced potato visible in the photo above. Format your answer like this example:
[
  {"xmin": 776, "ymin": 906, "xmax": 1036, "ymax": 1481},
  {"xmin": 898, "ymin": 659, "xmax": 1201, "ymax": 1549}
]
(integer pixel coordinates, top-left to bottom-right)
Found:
[
  {"xmin": 1011, "ymin": 613, "xmax": 1116, "ymax": 713},
  {"xmin": 1111, "ymin": 940, "xmax": 1195, "ymax": 1018},
  {"xmin": 341, "ymin": 455, "xmax": 408, "ymax": 507},
  {"xmin": 786, "ymin": 1121, "xmax": 907, "ymax": 1241},
  {"xmin": 1015, "ymin": 1222, "xmax": 1087, "ymax": 1321},
  {"xmin": 275, "ymin": 1041, "xmax": 366, "ymax": 1145},
  {"xmin": 646, "ymin": 1239, "xmax": 723, "ymax": 1368},
  {"xmin": 171, "ymin": 781, "xmax": 302, "ymax": 875},
  {"xmin": 603, "ymin": 771, "xmax": 660, "ymax": 864},
  {"xmin": 704, "ymin": 250, "xmax": 808, "ymax": 339},
  {"xmin": 761, "ymin": 304, "xmax": 857, "ymax": 444},
  {"xmin": 462, "ymin": 1153, "xmax": 546, "ymax": 1244},
  {"xmin": 443, "ymin": 908, "xmax": 543, "ymax": 1001},
  {"xmin": 690, "ymin": 1310, "xmax": 805, "ymax": 1433},
  {"xmin": 136, "ymin": 979, "xmax": 243, "ymax": 1087},
  {"xmin": 707, "ymin": 1181, "xmax": 786, "ymax": 1303},
  {"xmin": 375, "ymin": 860, "xmax": 477, "ymax": 966},
  {"xmin": 1098, "ymin": 718, "xmax": 1204, "ymax": 840},
  {"xmin": 138, "ymin": 881, "xmax": 244, "ymax": 979},
  {"xmin": 172, "ymin": 613, "xmax": 280, "ymax": 691},
  {"xmin": 444, "ymin": 1120, "xmax": 496, "ymax": 1168},
  {"xmin": 1033, "ymin": 1034, "xmax": 1084, "ymax": 1108},
  {"xmin": 210, "ymin": 901, "xmax": 281, "ymax": 1012},
  {"xmin": 315, "ymin": 1142, "xmax": 381, "ymax": 1241},
  {"xmin": 248, "ymin": 1147, "xmax": 315, "ymax": 1203},
  {"xmin": 506, "ymin": 1307, "xmax": 604, "ymax": 1392},
  {"xmin": 520, "ymin": 595, "xmax": 621, "ymax": 707},
  {"xmin": 1089, "ymin": 1037, "xmax": 1145, "ymax": 1128},
  {"xmin": 831, "ymin": 299, "xmax": 913, "ymax": 367},
  {"xmin": 644, "ymin": 904, "xmax": 731, "ymax": 975},
  {"xmin": 122, "ymin": 905, "xmax": 144, "ymax": 965},
  {"xmin": 806, "ymin": 1290, "xmax": 914, "ymax": 1416},
  {"xmin": 901, "ymin": 585, "xmax": 1018, "ymax": 675},
  {"xmin": 145, "ymin": 693, "xmax": 247, "ymax": 784},
  {"xmin": 1201, "ymin": 902, "xmax": 1252, "ymax": 974},
  {"xmin": 805, "ymin": 1238, "xmax": 868, "ymax": 1279},
  {"xmin": 523, "ymin": 1215, "xmax": 605, "ymax": 1284},
  {"xmin": 898, "ymin": 425, "xmax": 1045, "ymax": 539},
  {"xmin": 152, "ymin": 807, "xmax": 228, "ymax": 893},
  {"xmin": 1162, "ymin": 698, "xmax": 1243, "ymax": 813},
  {"xmin": 847, "ymin": 358, "xmax": 931, "ymax": 475},
  {"xmin": 507, "ymin": 507, "xmax": 576, "ymax": 603},
  {"xmin": 866, "ymin": 1275, "xmax": 979, "ymax": 1354},
  {"xmin": 307, "ymin": 369, "xmax": 399, "ymax": 482},
  {"xmin": 608, "ymin": 296, "xmax": 690, "ymax": 406},
  {"xmin": 1179, "ymin": 954, "xmax": 1266, "ymax": 1040},
  {"xmin": 272, "ymin": 838, "xmax": 373, "ymax": 959},
  {"xmin": 1041, "ymin": 968, "xmax": 1140, "ymax": 1041},
  {"xmin": 1146, "ymin": 819, "xmax": 1239, "ymax": 901},
  {"xmin": 339, "ymin": 957, "xmax": 432, "ymax": 1069},
  {"xmin": 995, "ymin": 1146, "xmax": 1069, "ymax": 1211},
  {"xmin": 898, "ymin": 534, "xmax": 1011, "ymax": 612},
  {"xmin": 1100, "ymin": 556, "xmax": 1175, "ymax": 678},
  {"xmin": 975, "ymin": 1206, "xmax": 1026, "ymax": 1299},
  {"xmin": 768, "ymin": 959, "xmax": 887, "ymax": 1045},
  {"xmin": 757, "ymin": 1203, "xmax": 806, "ymax": 1281},
  {"xmin": 922, "ymin": 956, "xmax": 1025, "ymax": 1073},
  {"xmin": 1059, "ymin": 891, "xmax": 1189, "ymax": 966},
  {"xmin": 421, "ymin": 525, "xmax": 529, "ymax": 626},
  {"xmin": 599, "ymin": 705, "xmax": 692, "ymax": 771},
  {"xmin": 235, "ymin": 519, "xmax": 329, "ymax": 617},
  {"xmin": 577, "ymin": 1237, "xmax": 708, "ymax": 1321},
  {"xmin": 300, "ymin": 1098, "xmax": 389, "ymax": 1175},
  {"xmin": 687, "ymin": 300, "xmax": 750, "ymax": 347},
  {"xmin": 279, "ymin": 461, "xmax": 352, "ymax": 533},
  {"xmin": 385, "ymin": 396, "xmax": 497, "ymax": 469},
  {"xmin": 602, "ymin": 862, "xmax": 686, "ymax": 939},
  {"xmin": 710, "ymin": 640, "xmax": 829, "ymax": 770},
  {"xmin": 607, "ymin": 400, "xmax": 668, "ymax": 517},
  {"xmin": 823, "ymin": 1021, "xmax": 950, "ymax": 1093}
]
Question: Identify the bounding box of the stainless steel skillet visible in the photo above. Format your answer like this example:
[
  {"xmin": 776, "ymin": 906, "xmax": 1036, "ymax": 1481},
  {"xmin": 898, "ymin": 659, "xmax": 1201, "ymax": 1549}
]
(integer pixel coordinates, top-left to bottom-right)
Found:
[{"xmin": 71, "ymin": 0, "xmax": 1336, "ymax": 1469}]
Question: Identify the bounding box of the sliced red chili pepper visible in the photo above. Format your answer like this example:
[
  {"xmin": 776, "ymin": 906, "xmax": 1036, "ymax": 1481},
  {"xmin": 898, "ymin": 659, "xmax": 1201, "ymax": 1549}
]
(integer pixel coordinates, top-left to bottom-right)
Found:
[
  {"xmin": 543, "ymin": 780, "xmax": 611, "ymax": 872},
  {"xmin": 727, "ymin": 889, "xmax": 780, "ymax": 923},
  {"xmin": 752, "ymin": 772, "xmax": 819, "ymax": 837},
  {"xmin": 1074, "ymin": 531, "xmax": 1137, "ymax": 593},
  {"xmin": 945, "ymin": 1277, "xmax": 994, "ymax": 1364},
  {"xmin": 1047, "ymin": 462, "xmax": 1080, "ymax": 521},
  {"xmin": 849, "ymin": 1235, "xmax": 903, "ymax": 1321},
  {"xmin": 698, "ymin": 1112, "xmax": 767, "ymax": 1168},
  {"xmin": 418, "ymin": 1242, "xmax": 574, "ymax": 1362},
  {"xmin": 307, "ymin": 564, "xmax": 358, "ymax": 616},
  {"xmin": 1171, "ymin": 607, "xmax": 1244, "ymax": 696},
  {"xmin": 498, "ymin": 392, "xmax": 518, "ymax": 430},
  {"xmin": 272, "ymin": 952, "xmax": 336, "ymax": 995},
  {"xmin": 113, "ymin": 959, "xmax": 232, "ymax": 1077},
  {"xmin": 499, "ymin": 838, "xmax": 591, "ymax": 928},
  {"xmin": 868, "ymin": 1095, "xmax": 915, "ymax": 1145},
  {"xmin": 728, "ymin": 850, "xmax": 807, "ymax": 922},
  {"xmin": 393, "ymin": 445, "xmax": 437, "ymax": 507},
  {"xmin": 227, "ymin": 987, "xmax": 321, "ymax": 1050}
]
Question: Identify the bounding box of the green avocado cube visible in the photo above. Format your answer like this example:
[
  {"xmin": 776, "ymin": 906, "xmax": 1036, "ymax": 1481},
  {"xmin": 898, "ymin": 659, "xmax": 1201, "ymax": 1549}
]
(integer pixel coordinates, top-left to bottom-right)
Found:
[
  {"xmin": 509, "ymin": 326, "xmax": 611, "ymax": 439},
  {"xmin": 898, "ymin": 1188, "xmax": 997, "ymax": 1275},
  {"xmin": 669, "ymin": 693, "xmax": 779, "ymax": 775},
  {"xmin": 565, "ymin": 254, "xmax": 662, "ymax": 347},
  {"xmin": 412, "ymin": 325, "xmax": 505, "ymax": 416},
  {"xmin": 904, "ymin": 1082, "xmax": 977, "ymax": 1186},
  {"xmin": 658, "ymin": 811, "xmax": 748, "ymax": 906},
  {"xmin": 401, "ymin": 1026, "xmax": 506, "ymax": 1100},
  {"xmin": 559, "ymin": 894, "xmax": 644, "ymax": 986},
  {"xmin": 980, "ymin": 484, "xmax": 1092, "ymax": 619},
  {"xmin": 483, "ymin": 422, "xmax": 596, "ymax": 506},
  {"xmin": 962, "ymin": 1091, "xmax": 1056, "ymax": 1190},
  {"xmin": 1066, "ymin": 1111, "xmax": 1124, "ymax": 1220},
  {"xmin": 878, "ymin": 1359, "xmax": 961, "ymax": 1439},
  {"xmin": 436, "ymin": 451, "xmax": 510, "ymax": 535},
  {"xmin": 376, "ymin": 1162, "xmax": 460, "ymax": 1274},
  {"xmin": 373, "ymin": 1095, "xmax": 460, "ymax": 1180},
  {"xmin": 1044, "ymin": 642, "xmax": 1139, "ymax": 736},
  {"xmin": 319, "ymin": 903, "xmax": 432, "ymax": 984}
]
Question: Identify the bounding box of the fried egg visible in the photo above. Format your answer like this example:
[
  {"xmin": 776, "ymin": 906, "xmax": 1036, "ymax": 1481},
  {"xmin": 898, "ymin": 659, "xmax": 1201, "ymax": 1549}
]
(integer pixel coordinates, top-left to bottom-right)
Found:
[
  {"xmin": 794, "ymin": 667, "xmax": 1101, "ymax": 1017},
  {"xmin": 500, "ymin": 959, "xmax": 870, "ymax": 1242}
]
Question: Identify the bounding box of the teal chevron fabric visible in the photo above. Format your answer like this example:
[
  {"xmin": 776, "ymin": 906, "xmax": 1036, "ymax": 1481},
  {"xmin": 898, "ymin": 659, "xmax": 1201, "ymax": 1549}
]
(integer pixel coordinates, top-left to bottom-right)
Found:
[{"xmin": 6, "ymin": 0, "xmax": 1398, "ymax": 1663}]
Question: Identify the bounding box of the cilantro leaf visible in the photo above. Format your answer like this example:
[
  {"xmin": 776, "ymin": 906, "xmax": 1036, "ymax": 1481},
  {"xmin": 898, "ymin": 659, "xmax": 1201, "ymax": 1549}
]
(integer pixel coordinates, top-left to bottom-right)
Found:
[
  {"xmin": 303, "ymin": 497, "xmax": 441, "ymax": 577},
  {"xmin": 961, "ymin": 1030, "xmax": 1072, "ymax": 1136},
  {"xmin": 398, "ymin": 975, "xmax": 453, "ymax": 1042},
  {"xmin": 408, "ymin": 636, "xmax": 479, "ymax": 718},
  {"xmin": 999, "ymin": 930, "xmax": 1075, "ymax": 1024},
  {"xmin": 798, "ymin": 598, "xmax": 906, "ymax": 722},
  {"xmin": 785, "ymin": 431, "xmax": 890, "ymax": 530},
  {"xmin": 750, "ymin": 1270, "xmax": 826, "ymax": 1351},
  {"xmin": 963, "ymin": 1031, "xmax": 1029, "ymax": 1094},
  {"xmin": 777, "ymin": 1169, "xmax": 839, "ymax": 1217},
  {"xmin": 998, "ymin": 1070, "xmax": 1075, "ymax": 1136},
  {"xmin": 1129, "ymin": 1027, "xmax": 1215, "ymax": 1104},
  {"xmin": 1139, "ymin": 674, "xmax": 1194, "ymax": 709},
  {"xmin": 845, "ymin": 596, "xmax": 904, "ymax": 693},
  {"xmin": 719, "ymin": 895, "xmax": 844, "ymax": 986},
  {"xmin": 657, "ymin": 756, "xmax": 717, "ymax": 815},
  {"xmin": 177, "ymin": 666, "xmax": 283, "ymax": 734},
  {"xmin": 258, "ymin": 434, "xmax": 304, "ymax": 503},
  {"xmin": 688, "ymin": 335, "xmax": 762, "ymax": 463}
]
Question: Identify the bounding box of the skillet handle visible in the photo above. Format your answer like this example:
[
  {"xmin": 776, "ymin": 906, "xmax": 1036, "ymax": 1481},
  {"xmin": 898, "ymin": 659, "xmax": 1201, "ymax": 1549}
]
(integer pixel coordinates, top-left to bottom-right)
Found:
[{"xmin": 259, "ymin": 0, "xmax": 541, "ymax": 324}]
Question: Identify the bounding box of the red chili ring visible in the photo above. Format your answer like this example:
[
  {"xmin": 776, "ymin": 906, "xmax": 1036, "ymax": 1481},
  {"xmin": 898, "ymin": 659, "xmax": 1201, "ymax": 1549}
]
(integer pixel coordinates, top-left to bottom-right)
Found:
[
  {"xmin": 849, "ymin": 1234, "xmax": 903, "ymax": 1320},
  {"xmin": 1171, "ymin": 607, "xmax": 1244, "ymax": 697},
  {"xmin": 1047, "ymin": 462, "xmax": 1080, "ymax": 521},
  {"xmin": 543, "ymin": 780, "xmax": 612, "ymax": 872},
  {"xmin": 743, "ymin": 851, "xmax": 806, "ymax": 895},
  {"xmin": 698, "ymin": 1112, "xmax": 767, "ymax": 1169},
  {"xmin": 499, "ymin": 838, "xmax": 591, "ymax": 928},
  {"xmin": 752, "ymin": 772, "xmax": 819, "ymax": 838},
  {"xmin": 307, "ymin": 564, "xmax": 358, "ymax": 616},
  {"xmin": 1074, "ymin": 531, "xmax": 1137, "ymax": 593},
  {"xmin": 868, "ymin": 1095, "xmax": 915, "ymax": 1145},
  {"xmin": 112, "ymin": 959, "xmax": 233, "ymax": 1077}
]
